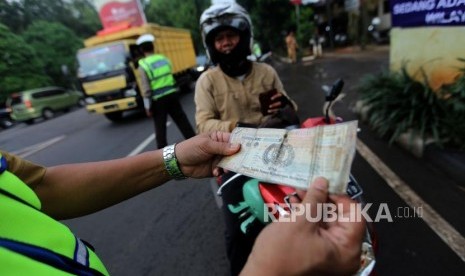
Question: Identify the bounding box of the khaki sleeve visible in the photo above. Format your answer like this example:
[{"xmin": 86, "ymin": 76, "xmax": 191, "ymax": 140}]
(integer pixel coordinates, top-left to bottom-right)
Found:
[
  {"xmin": 194, "ymin": 74, "xmax": 236, "ymax": 133},
  {"xmin": 138, "ymin": 66, "xmax": 151, "ymax": 99},
  {"xmin": 1, "ymin": 151, "xmax": 46, "ymax": 189}
]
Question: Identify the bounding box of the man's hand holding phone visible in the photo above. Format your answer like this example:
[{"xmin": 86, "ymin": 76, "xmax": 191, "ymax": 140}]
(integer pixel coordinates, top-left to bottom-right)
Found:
[{"xmin": 259, "ymin": 89, "xmax": 289, "ymax": 115}]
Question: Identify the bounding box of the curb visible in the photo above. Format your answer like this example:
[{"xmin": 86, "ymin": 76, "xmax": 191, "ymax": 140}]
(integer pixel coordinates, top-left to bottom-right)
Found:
[{"xmin": 353, "ymin": 100, "xmax": 465, "ymax": 186}]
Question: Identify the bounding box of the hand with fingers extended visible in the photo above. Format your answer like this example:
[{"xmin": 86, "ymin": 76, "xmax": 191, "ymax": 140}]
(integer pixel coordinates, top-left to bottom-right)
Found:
[{"xmin": 241, "ymin": 177, "xmax": 365, "ymax": 276}]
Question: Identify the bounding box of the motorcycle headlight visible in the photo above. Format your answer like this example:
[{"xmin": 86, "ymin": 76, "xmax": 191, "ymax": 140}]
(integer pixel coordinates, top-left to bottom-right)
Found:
[{"xmin": 124, "ymin": 89, "xmax": 137, "ymax": 97}]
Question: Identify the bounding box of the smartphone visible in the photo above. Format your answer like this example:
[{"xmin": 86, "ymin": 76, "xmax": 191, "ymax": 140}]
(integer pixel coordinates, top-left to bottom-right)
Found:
[{"xmin": 259, "ymin": 89, "xmax": 280, "ymax": 115}]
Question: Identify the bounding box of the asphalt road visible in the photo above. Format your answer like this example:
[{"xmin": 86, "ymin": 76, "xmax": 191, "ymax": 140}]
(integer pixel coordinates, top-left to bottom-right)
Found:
[{"xmin": 1, "ymin": 47, "xmax": 464, "ymax": 275}]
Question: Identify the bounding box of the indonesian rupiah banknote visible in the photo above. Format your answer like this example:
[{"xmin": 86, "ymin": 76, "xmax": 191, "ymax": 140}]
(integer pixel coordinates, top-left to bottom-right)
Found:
[{"xmin": 218, "ymin": 121, "xmax": 358, "ymax": 194}]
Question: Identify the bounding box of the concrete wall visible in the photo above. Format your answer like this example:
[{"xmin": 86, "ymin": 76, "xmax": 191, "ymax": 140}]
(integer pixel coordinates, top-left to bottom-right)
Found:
[{"xmin": 390, "ymin": 27, "xmax": 465, "ymax": 90}]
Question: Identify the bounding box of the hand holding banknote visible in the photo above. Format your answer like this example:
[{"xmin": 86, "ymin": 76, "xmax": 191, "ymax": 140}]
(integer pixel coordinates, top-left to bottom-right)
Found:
[{"xmin": 218, "ymin": 121, "xmax": 358, "ymax": 194}]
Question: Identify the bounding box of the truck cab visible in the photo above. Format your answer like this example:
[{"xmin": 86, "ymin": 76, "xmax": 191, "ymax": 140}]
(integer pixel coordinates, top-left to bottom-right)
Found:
[
  {"xmin": 76, "ymin": 24, "xmax": 196, "ymax": 122},
  {"xmin": 77, "ymin": 40, "xmax": 142, "ymax": 121}
]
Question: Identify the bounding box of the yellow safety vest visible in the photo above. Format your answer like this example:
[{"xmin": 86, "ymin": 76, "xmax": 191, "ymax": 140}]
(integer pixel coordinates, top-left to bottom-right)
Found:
[
  {"xmin": 138, "ymin": 54, "xmax": 177, "ymax": 100},
  {"xmin": 0, "ymin": 154, "xmax": 109, "ymax": 275}
]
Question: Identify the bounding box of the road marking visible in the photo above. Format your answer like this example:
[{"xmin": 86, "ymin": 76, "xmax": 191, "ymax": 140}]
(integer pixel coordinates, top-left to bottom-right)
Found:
[
  {"xmin": 356, "ymin": 139, "xmax": 465, "ymax": 262},
  {"xmin": 126, "ymin": 121, "xmax": 171, "ymax": 157},
  {"xmin": 12, "ymin": 135, "xmax": 66, "ymax": 158},
  {"xmin": 127, "ymin": 134, "xmax": 155, "ymax": 157}
]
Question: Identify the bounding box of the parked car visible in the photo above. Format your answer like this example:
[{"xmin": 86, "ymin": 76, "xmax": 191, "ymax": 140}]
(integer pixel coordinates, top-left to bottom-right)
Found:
[
  {"xmin": 0, "ymin": 106, "xmax": 13, "ymax": 129},
  {"xmin": 7, "ymin": 87, "xmax": 84, "ymax": 124}
]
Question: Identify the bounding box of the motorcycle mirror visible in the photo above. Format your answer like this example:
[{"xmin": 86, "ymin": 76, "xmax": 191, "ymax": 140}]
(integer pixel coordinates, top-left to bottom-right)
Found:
[
  {"xmin": 325, "ymin": 79, "xmax": 344, "ymax": 101},
  {"xmin": 321, "ymin": 85, "xmax": 331, "ymax": 93}
]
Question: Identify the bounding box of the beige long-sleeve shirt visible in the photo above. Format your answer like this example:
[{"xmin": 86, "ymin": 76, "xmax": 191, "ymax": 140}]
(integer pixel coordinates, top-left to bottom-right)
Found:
[{"xmin": 194, "ymin": 62, "xmax": 297, "ymax": 133}]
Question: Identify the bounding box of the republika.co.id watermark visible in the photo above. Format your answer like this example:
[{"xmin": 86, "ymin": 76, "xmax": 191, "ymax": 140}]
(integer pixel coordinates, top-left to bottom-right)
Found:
[{"xmin": 264, "ymin": 203, "xmax": 424, "ymax": 223}]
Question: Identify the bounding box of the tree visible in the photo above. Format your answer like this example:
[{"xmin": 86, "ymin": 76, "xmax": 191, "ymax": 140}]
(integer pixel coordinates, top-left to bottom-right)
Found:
[
  {"xmin": 64, "ymin": 0, "xmax": 101, "ymax": 38},
  {"xmin": 0, "ymin": 0, "xmax": 25, "ymax": 33},
  {"xmin": 238, "ymin": 0, "xmax": 295, "ymax": 54},
  {"xmin": 294, "ymin": 5, "xmax": 315, "ymax": 54},
  {"xmin": 0, "ymin": 0, "xmax": 100, "ymax": 39},
  {"xmin": 144, "ymin": 0, "xmax": 210, "ymax": 54},
  {"xmin": 0, "ymin": 24, "xmax": 51, "ymax": 103},
  {"xmin": 22, "ymin": 21, "xmax": 83, "ymax": 89}
]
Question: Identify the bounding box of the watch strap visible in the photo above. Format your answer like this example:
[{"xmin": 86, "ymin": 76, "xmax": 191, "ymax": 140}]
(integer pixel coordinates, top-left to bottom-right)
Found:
[{"xmin": 162, "ymin": 144, "xmax": 186, "ymax": 180}]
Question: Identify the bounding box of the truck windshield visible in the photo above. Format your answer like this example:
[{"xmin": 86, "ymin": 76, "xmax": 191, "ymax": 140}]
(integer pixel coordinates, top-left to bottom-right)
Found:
[{"xmin": 77, "ymin": 43, "xmax": 127, "ymax": 77}]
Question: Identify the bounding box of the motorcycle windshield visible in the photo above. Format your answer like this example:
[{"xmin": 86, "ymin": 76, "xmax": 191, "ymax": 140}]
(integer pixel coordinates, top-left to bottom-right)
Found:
[{"xmin": 77, "ymin": 43, "xmax": 127, "ymax": 78}]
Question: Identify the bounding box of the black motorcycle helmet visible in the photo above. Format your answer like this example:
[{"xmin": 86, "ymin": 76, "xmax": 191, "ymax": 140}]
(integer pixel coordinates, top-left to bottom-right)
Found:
[{"xmin": 200, "ymin": 2, "xmax": 253, "ymax": 76}]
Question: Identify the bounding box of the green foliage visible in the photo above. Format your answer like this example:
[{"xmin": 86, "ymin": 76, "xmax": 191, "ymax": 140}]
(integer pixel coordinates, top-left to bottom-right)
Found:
[
  {"xmin": 0, "ymin": 0, "xmax": 24, "ymax": 33},
  {"xmin": 65, "ymin": 0, "xmax": 101, "ymax": 37},
  {"xmin": 144, "ymin": 0, "xmax": 210, "ymax": 54},
  {"xmin": 238, "ymin": 0, "xmax": 295, "ymax": 53},
  {"xmin": 0, "ymin": 0, "xmax": 99, "ymax": 38},
  {"xmin": 295, "ymin": 6, "xmax": 315, "ymax": 54},
  {"xmin": 358, "ymin": 62, "xmax": 465, "ymax": 150},
  {"xmin": 437, "ymin": 59, "xmax": 465, "ymax": 148},
  {"xmin": 22, "ymin": 21, "xmax": 83, "ymax": 88},
  {"xmin": 0, "ymin": 24, "xmax": 52, "ymax": 103}
]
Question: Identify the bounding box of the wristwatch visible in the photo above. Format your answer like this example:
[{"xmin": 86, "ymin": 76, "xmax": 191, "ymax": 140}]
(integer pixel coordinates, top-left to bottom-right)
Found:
[{"xmin": 162, "ymin": 144, "xmax": 186, "ymax": 180}]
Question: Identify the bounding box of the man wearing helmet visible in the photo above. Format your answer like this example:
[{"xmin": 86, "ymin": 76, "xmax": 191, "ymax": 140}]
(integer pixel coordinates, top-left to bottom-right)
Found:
[
  {"xmin": 195, "ymin": 2, "xmax": 298, "ymax": 134},
  {"xmin": 195, "ymin": 3, "xmax": 299, "ymax": 275},
  {"xmin": 137, "ymin": 34, "xmax": 195, "ymax": 149}
]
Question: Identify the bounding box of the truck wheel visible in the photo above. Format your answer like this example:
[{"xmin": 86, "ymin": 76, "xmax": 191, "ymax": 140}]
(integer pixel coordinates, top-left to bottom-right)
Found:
[
  {"xmin": 105, "ymin": 111, "xmax": 123, "ymax": 122},
  {"xmin": 42, "ymin": 108, "xmax": 54, "ymax": 120}
]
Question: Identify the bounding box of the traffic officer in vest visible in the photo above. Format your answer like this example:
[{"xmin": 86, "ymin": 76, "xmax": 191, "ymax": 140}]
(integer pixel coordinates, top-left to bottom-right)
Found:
[
  {"xmin": 0, "ymin": 141, "xmax": 365, "ymax": 275},
  {"xmin": 137, "ymin": 34, "xmax": 195, "ymax": 149}
]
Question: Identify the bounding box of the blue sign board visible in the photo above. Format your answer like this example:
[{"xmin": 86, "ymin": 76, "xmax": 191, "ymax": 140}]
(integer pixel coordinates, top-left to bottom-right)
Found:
[{"xmin": 391, "ymin": 0, "xmax": 465, "ymax": 27}]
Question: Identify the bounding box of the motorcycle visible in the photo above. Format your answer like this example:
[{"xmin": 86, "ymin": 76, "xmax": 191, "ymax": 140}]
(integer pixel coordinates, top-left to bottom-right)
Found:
[{"xmin": 216, "ymin": 79, "xmax": 376, "ymax": 275}]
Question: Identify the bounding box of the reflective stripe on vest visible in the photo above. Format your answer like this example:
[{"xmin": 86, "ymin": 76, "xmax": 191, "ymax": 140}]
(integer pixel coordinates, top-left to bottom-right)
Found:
[
  {"xmin": 0, "ymin": 154, "xmax": 109, "ymax": 275},
  {"xmin": 139, "ymin": 54, "xmax": 177, "ymax": 100}
]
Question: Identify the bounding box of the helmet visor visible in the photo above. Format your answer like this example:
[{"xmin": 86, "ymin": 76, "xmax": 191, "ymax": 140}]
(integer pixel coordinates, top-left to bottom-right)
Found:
[{"xmin": 201, "ymin": 15, "xmax": 250, "ymax": 39}]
